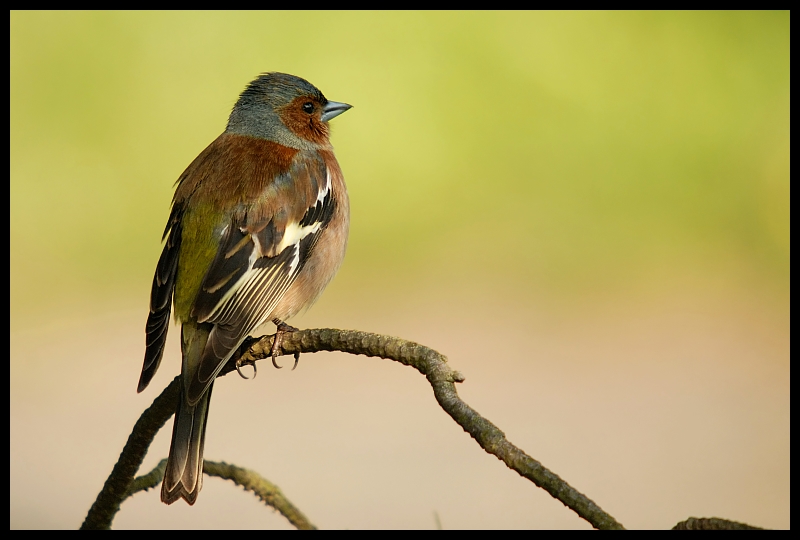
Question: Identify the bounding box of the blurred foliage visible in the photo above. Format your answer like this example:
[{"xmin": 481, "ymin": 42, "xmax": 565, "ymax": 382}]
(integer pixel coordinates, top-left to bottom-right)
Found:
[{"xmin": 10, "ymin": 11, "xmax": 789, "ymax": 321}]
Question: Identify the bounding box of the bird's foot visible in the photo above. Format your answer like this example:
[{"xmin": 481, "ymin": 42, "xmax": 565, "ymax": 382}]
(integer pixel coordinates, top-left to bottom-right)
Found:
[
  {"xmin": 235, "ymin": 358, "xmax": 257, "ymax": 380},
  {"xmin": 271, "ymin": 319, "xmax": 301, "ymax": 370},
  {"xmin": 234, "ymin": 336, "xmax": 259, "ymax": 379}
]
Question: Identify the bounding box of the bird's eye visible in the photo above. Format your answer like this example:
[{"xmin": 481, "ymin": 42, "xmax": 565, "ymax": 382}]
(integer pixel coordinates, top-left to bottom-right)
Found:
[{"xmin": 302, "ymin": 102, "xmax": 314, "ymax": 114}]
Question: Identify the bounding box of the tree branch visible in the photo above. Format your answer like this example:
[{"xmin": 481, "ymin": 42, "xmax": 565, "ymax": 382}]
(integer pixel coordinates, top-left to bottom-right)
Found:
[
  {"xmin": 672, "ymin": 517, "xmax": 764, "ymax": 530},
  {"xmin": 123, "ymin": 459, "xmax": 316, "ymax": 530},
  {"xmin": 228, "ymin": 328, "xmax": 625, "ymax": 530},
  {"xmin": 125, "ymin": 458, "xmax": 168, "ymax": 498},
  {"xmin": 86, "ymin": 327, "xmax": 762, "ymax": 530},
  {"xmin": 202, "ymin": 460, "xmax": 316, "ymax": 530},
  {"xmin": 82, "ymin": 327, "xmax": 625, "ymax": 530},
  {"xmin": 81, "ymin": 377, "xmax": 180, "ymax": 530}
]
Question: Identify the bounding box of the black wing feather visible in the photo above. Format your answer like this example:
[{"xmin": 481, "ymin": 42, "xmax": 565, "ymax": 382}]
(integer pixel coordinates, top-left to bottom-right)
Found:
[{"xmin": 139, "ymin": 204, "xmax": 184, "ymax": 392}]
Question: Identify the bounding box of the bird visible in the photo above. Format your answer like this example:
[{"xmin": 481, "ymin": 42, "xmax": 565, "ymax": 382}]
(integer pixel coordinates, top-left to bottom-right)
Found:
[{"xmin": 137, "ymin": 72, "xmax": 351, "ymax": 505}]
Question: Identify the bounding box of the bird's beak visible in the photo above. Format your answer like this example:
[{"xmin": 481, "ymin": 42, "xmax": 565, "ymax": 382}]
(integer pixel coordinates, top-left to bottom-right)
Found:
[{"xmin": 321, "ymin": 101, "xmax": 352, "ymax": 122}]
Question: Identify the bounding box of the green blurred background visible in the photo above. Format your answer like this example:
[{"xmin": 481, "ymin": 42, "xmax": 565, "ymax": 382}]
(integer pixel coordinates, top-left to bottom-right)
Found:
[{"xmin": 10, "ymin": 11, "xmax": 789, "ymax": 530}]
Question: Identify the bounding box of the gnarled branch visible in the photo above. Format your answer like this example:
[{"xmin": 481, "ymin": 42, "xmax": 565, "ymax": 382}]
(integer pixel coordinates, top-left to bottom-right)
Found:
[
  {"xmin": 672, "ymin": 517, "xmax": 764, "ymax": 530},
  {"xmin": 81, "ymin": 327, "xmax": 623, "ymax": 530},
  {"xmin": 229, "ymin": 328, "xmax": 625, "ymax": 530},
  {"xmin": 87, "ymin": 327, "xmax": 777, "ymax": 530},
  {"xmin": 81, "ymin": 376, "xmax": 180, "ymax": 529},
  {"xmin": 124, "ymin": 459, "xmax": 315, "ymax": 530},
  {"xmin": 81, "ymin": 327, "xmax": 768, "ymax": 530}
]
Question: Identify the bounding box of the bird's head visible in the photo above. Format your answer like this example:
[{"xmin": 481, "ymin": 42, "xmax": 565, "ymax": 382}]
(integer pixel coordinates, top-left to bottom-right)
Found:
[{"xmin": 226, "ymin": 72, "xmax": 351, "ymax": 149}]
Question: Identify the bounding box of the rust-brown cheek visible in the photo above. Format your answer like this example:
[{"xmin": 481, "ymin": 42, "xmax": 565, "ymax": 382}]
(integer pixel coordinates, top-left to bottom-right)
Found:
[{"xmin": 278, "ymin": 97, "xmax": 330, "ymax": 146}]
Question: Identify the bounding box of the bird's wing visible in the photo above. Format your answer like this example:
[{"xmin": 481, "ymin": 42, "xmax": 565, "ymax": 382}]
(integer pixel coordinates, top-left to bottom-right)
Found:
[
  {"xmin": 185, "ymin": 152, "xmax": 336, "ymax": 404},
  {"xmin": 139, "ymin": 202, "xmax": 184, "ymax": 392}
]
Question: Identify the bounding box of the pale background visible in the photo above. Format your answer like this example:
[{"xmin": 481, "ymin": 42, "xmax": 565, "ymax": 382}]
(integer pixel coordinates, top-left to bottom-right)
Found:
[{"xmin": 10, "ymin": 11, "xmax": 789, "ymax": 529}]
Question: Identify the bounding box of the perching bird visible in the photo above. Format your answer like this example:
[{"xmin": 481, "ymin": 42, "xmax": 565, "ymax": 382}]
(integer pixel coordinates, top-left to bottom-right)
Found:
[{"xmin": 137, "ymin": 72, "xmax": 351, "ymax": 505}]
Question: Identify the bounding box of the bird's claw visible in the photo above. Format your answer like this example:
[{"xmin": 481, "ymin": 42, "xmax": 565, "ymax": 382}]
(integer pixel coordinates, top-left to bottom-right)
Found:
[
  {"xmin": 271, "ymin": 353, "xmax": 283, "ymax": 369},
  {"xmin": 270, "ymin": 319, "xmax": 301, "ymax": 370},
  {"xmin": 270, "ymin": 330, "xmax": 285, "ymax": 369},
  {"xmin": 235, "ymin": 358, "xmax": 257, "ymax": 380}
]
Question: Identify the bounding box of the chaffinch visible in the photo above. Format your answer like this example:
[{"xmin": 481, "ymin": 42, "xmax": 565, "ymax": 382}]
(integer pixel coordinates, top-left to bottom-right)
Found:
[{"xmin": 137, "ymin": 72, "xmax": 351, "ymax": 505}]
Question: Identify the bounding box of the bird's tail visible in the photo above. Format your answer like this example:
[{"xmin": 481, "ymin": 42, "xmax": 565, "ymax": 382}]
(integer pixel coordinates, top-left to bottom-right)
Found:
[{"xmin": 161, "ymin": 381, "xmax": 213, "ymax": 505}]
